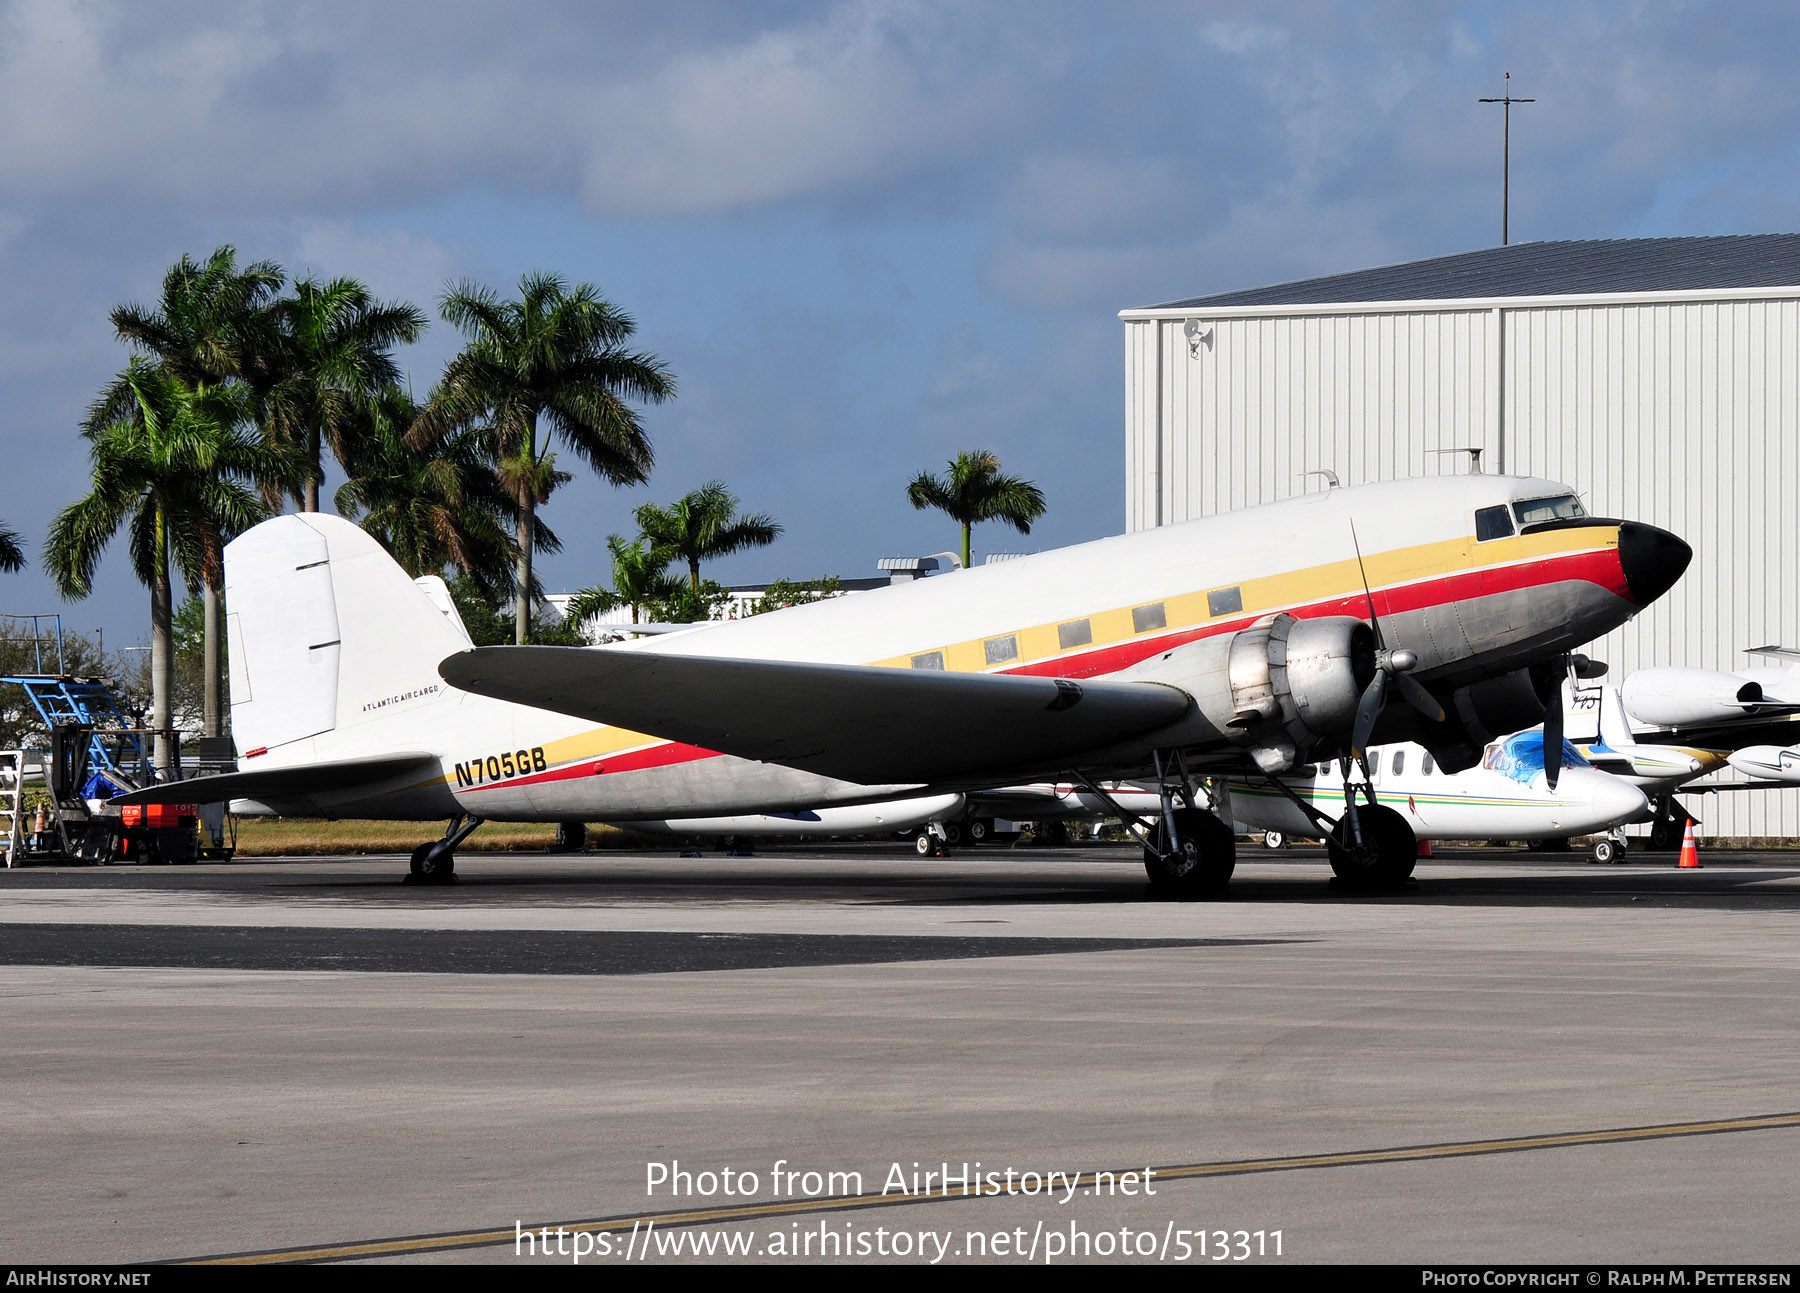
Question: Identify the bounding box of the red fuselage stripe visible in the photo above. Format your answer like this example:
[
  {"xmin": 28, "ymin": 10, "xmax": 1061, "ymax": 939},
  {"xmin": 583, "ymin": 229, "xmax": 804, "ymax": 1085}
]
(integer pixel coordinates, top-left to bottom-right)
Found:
[{"xmin": 456, "ymin": 545, "xmax": 1628, "ymax": 794}]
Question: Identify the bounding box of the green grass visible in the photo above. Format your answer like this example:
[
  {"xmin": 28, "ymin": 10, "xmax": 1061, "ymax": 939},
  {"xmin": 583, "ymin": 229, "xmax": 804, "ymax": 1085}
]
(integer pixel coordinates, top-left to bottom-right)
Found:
[{"xmin": 226, "ymin": 818, "xmax": 654, "ymax": 856}]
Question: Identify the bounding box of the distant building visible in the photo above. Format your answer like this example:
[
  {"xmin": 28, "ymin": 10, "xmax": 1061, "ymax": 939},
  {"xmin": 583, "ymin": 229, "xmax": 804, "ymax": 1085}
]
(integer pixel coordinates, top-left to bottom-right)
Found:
[{"xmin": 1120, "ymin": 233, "xmax": 1800, "ymax": 837}]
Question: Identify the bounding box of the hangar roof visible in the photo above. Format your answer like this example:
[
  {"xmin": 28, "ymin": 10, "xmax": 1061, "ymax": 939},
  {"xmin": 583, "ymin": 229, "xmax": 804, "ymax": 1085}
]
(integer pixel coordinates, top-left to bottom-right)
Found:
[{"xmin": 1144, "ymin": 234, "xmax": 1800, "ymax": 311}]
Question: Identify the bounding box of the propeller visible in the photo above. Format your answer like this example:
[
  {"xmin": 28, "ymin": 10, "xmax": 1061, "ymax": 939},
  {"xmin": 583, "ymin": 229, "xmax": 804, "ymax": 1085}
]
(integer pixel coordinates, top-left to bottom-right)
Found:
[
  {"xmin": 1347, "ymin": 524, "xmax": 1446, "ymax": 777},
  {"xmin": 1539, "ymin": 653, "xmax": 1605, "ymax": 789}
]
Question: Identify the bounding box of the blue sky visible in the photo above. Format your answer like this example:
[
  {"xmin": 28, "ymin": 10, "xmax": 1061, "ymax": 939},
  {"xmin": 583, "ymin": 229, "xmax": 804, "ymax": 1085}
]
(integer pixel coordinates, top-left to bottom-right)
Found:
[{"xmin": 4, "ymin": 0, "xmax": 1800, "ymax": 644}]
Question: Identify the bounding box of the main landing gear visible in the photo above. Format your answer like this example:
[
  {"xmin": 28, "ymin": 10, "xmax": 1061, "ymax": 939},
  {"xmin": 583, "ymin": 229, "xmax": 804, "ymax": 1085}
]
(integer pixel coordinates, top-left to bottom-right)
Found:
[
  {"xmin": 1076, "ymin": 751, "xmax": 1236, "ymax": 899},
  {"xmin": 1260, "ymin": 757, "xmax": 1417, "ymax": 890},
  {"xmin": 1646, "ymin": 796, "xmax": 1695, "ymax": 852},
  {"xmin": 406, "ymin": 814, "xmax": 484, "ymax": 885}
]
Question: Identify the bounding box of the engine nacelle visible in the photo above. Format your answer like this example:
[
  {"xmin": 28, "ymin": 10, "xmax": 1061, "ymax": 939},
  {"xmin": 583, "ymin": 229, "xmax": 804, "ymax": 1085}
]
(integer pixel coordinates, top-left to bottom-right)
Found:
[
  {"xmin": 1622, "ymin": 668, "xmax": 1765, "ymax": 728},
  {"xmin": 1123, "ymin": 613, "xmax": 1373, "ymax": 773},
  {"xmin": 1413, "ymin": 668, "xmax": 1550, "ymax": 773}
]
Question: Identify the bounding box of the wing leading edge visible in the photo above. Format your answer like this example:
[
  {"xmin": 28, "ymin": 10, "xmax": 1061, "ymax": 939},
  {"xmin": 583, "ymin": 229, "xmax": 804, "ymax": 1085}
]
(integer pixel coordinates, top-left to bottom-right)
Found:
[{"xmin": 439, "ymin": 648, "xmax": 1193, "ymax": 786}]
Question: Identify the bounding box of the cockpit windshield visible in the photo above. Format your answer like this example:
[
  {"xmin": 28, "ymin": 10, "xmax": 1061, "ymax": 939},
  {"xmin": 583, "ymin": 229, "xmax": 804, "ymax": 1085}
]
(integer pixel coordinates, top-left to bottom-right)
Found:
[
  {"xmin": 1483, "ymin": 731, "xmax": 1591, "ymax": 786},
  {"xmin": 1512, "ymin": 494, "xmax": 1587, "ymax": 527}
]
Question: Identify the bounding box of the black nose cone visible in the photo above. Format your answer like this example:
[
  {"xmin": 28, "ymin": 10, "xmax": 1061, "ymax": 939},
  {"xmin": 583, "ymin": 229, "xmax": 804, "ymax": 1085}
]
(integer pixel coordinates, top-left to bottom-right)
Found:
[{"xmin": 1618, "ymin": 521, "xmax": 1692, "ymax": 606}]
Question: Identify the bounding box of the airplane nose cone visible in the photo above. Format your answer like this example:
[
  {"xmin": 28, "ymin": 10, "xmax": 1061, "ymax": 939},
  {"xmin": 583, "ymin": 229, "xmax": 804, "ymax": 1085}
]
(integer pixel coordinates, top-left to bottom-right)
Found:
[
  {"xmin": 1559, "ymin": 770, "xmax": 1651, "ymax": 828},
  {"xmin": 1598, "ymin": 774, "xmax": 1648, "ymax": 824},
  {"xmin": 1617, "ymin": 521, "xmax": 1692, "ymax": 607}
]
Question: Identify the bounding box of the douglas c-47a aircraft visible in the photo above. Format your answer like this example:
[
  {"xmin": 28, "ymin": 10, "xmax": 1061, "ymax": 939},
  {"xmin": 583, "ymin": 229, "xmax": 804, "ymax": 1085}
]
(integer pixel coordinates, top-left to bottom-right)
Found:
[{"xmin": 124, "ymin": 474, "xmax": 1690, "ymax": 895}]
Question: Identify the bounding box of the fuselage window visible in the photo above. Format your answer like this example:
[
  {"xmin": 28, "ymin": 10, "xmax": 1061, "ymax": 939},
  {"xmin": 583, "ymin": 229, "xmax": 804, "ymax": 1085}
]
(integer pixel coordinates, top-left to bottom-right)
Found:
[
  {"xmin": 984, "ymin": 635, "xmax": 1019, "ymax": 665},
  {"xmin": 1422, "ymin": 752, "xmax": 1435, "ymax": 775},
  {"xmin": 1513, "ymin": 494, "xmax": 1587, "ymax": 527},
  {"xmin": 1208, "ymin": 587, "xmax": 1243, "ymax": 617},
  {"xmin": 1475, "ymin": 505, "xmax": 1514, "ymax": 541},
  {"xmin": 1391, "ymin": 749, "xmax": 1405, "ymax": 776},
  {"xmin": 911, "ymin": 651, "xmax": 945, "ymax": 670},
  {"xmin": 1058, "ymin": 618, "xmax": 1093, "ymax": 650},
  {"xmin": 1132, "ymin": 602, "xmax": 1167, "ymax": 633}
]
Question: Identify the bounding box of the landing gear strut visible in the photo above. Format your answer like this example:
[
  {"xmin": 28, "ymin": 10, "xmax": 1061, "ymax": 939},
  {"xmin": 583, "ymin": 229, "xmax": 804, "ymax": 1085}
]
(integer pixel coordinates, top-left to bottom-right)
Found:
[
  {"xmin": 1077, "ymin": 751, "xmax": 1236, "ymax": 899},
  {"xmin": 407, "ymin": 814, "xmax": 484, "ymax": 885},
  {"xmin": 1258, "ymin": 756, "xmax": 1417, "ymax": 890},
  {"xmin": 1647, "ymin": 796, "xmax": 1695, "ymax": 851}
]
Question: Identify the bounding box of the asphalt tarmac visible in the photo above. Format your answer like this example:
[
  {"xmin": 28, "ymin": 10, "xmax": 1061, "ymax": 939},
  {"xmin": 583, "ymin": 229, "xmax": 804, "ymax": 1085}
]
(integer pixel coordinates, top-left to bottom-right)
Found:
[{"xmin": 4, "ymin": 839, "xmax": 1799, "ymax": 1266}]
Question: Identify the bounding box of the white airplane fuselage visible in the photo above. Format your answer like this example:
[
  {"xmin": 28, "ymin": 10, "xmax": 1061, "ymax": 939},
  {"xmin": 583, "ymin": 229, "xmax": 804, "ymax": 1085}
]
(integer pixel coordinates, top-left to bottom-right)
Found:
[
  {"xmin": 208, "ymin": 473, "xmax": 1685, "ymax": 826},
  {"xmin": 1227, "ymin": 735, "xmax": 1651, "ymax": 842}
]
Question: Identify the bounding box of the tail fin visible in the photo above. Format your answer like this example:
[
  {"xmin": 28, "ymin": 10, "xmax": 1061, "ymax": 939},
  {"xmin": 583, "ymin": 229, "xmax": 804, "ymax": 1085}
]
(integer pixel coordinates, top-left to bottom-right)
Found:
[
  {"xmin": 225, "ymin": 515, "xmax": 469, "ymax": 761},
  {"xmin": 1593, "ymin": 684, "xmax": 1639, "ymax": 751}
]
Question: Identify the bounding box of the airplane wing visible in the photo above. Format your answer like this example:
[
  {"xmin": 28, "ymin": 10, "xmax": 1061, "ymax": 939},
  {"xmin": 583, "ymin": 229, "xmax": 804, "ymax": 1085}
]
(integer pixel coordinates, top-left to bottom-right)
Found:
[
  {"xmin": 439, "ymin": 648, "xmax": 1193, "ymax": 786},
  {"xmin": 112, "ymin": 752, "xmax": 441, "ymax": 805}
]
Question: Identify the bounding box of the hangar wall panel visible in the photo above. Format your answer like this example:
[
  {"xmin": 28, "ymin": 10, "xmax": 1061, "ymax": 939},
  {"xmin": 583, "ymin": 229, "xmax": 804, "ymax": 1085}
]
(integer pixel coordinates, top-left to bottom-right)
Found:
[{"xmin": 1123, "ymin": 290, "xmax": 1800, "ymax": 838}]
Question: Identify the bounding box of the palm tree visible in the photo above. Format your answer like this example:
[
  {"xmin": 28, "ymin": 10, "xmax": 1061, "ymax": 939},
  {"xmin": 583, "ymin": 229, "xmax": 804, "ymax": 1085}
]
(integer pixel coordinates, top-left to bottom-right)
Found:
[
  {"xmin": 410, "ymin": 271, "xmax": 675, "ymax": 644},
  {"xmin": 103, "ymin": 246, "xmax": 284, "ymax": 392},
  {"xmin": 46, "ymin": 363, "xmax": 296, "ymax": 773},
  {"xmin": 905, "ymin": 449, "xmax": 1047, "ymax": 570},
  {"xmin": 335, "ymin": 384, "xmax": 549, "ymax": 600},
  {"xmin": 95, "ymin": 245, "xmax": 286, "ymax": 736},
  {"xmin": 260, "ymin": 275, "xmax": 427, "ymax": 513},
  {"xmin": 564, "ymin": 535, "xmax": 684, "ymax": 628},
  {"xmin": 633, "ymin": 481, "xmax": 782, "ymax": 593},
  {"xmin": 0, "ymin": 523, "xmax": 23, "ymax": 572}
]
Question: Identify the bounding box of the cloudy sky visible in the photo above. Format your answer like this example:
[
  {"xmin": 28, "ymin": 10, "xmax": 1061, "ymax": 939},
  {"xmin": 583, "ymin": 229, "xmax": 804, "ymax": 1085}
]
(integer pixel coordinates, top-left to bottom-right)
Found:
[{"xmin": 4, "ymin": 0, "xmax": 1798, "ymax": 643}]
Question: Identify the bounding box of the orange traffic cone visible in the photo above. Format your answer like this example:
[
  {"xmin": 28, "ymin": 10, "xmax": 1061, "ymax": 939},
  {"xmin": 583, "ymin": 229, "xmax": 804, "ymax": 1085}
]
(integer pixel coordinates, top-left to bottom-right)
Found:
[
  {"xmin": 1676, "ymin": 819, "xmax": 1701, "ymax": 869},
  {"xmin": 1416, "ymin": 838, "xmax": 1433, "ymax": 857}
]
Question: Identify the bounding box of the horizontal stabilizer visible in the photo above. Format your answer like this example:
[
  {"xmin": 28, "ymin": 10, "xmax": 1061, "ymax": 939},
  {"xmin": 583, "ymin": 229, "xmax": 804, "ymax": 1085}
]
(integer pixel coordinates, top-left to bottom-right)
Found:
[
  {"xmin": 440, "ymin": 648, "xmax": 1192, "ymax": 785},
  {"xmin": 113, "ymin": 752, "xmax": 440, "ymax": 806}
]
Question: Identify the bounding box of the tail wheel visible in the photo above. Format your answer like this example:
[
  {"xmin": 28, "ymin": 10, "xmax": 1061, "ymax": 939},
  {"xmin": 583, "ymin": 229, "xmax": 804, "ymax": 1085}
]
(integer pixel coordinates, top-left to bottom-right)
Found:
[
  {"xmin": 1327, "ymin": 803, "xmax": 1416, "ymax": 889},
  {"xmin": 410, "ymin": 841, "xmax": 456, "ymax": 884},
  {"xmin": 1143, "ymin": 807, "xmax": 1236, "ymax": 898}
]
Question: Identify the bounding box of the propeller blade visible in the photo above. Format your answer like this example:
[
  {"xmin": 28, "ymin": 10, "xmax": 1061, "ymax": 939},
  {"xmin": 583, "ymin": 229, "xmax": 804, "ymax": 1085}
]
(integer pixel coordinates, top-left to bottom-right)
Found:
[
  {"xmin": 1351, "ymin": 670, "xmax": 1388, "ymax": 775},
  {"xmin": 1348, "ymin": 520, "xmax": 1386, "ymax": 651},
  {"xmin": 1392, "ymin": 672, "xmax": 1445, "ymax": 723},
  {"xmin": 1543, "ymin": 659, "xmax": 1567, "ymax": 790}
]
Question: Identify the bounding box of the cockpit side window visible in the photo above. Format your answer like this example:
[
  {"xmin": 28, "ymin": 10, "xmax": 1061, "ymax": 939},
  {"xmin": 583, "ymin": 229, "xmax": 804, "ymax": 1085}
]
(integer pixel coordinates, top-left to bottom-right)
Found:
[
  {"xmin": 1512, "ymin": 494, "xmax": 1587, "ymax": 527},
  {"xmin": 1475, "ymin": 505, "xmax": 1514, "ymax": 541}
]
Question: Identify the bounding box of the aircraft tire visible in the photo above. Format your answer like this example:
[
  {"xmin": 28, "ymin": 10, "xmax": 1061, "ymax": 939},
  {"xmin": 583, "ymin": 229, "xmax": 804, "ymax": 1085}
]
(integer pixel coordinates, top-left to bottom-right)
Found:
[
  {"xmin": 1327, "ymin": 804, "xmax": 1416, "ymax": 889},
  {"xmin": 914, "ymin": 832, "xmax": 943, "ymax": 857},
  {"xmin": 1648, "ymin": 821, "xmax": 1675, "ymax": 851},
  {"xmin": 410, "ymin": 841, "xmax": 456, "ymax": 884},
  {"xmin": 967, "ymin": 817, "xmax": 993, "ymax": 844},
  {"xmin": 1263, "ymin": 831, "xmax": 1285, "ymax": 850},
  {"xmin": 1591, "ymin": 838, "xmax": 1619, "ymax": 865},
  {"xmin": 1143, "ymin": 807, "xmax": 1236, "ymax": 898}
]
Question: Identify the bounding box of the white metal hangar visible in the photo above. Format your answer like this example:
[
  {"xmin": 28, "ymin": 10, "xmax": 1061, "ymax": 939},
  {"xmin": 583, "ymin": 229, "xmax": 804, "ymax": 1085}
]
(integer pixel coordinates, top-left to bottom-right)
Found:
[{"xmin": 1119, "ymin": 234, "xmax": 1800, "ymax": 838}]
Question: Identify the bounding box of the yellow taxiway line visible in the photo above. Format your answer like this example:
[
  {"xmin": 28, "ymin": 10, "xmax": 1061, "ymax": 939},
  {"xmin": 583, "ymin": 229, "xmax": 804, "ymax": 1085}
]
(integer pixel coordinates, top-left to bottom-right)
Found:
[{"xmin": 186, "ymin": 1110, "xmax": 1800, "ymax": 1264}]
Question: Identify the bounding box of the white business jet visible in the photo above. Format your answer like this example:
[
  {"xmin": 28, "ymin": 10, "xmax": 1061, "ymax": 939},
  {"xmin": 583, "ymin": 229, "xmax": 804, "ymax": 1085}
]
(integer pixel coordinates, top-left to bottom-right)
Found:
[{"xmin": 126, "ymin": 474, "xmax": 1690, "ymax": 895}]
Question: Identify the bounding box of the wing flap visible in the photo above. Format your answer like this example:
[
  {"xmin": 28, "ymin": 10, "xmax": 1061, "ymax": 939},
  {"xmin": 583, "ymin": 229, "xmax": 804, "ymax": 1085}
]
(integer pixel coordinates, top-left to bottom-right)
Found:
[
  {"xmin": 113, "ymin": 752, "xmax": 441, "ymax": 805},
  {"xmin": 440, "ymin": 648, "xmax": 1192, "ymax": 786}
]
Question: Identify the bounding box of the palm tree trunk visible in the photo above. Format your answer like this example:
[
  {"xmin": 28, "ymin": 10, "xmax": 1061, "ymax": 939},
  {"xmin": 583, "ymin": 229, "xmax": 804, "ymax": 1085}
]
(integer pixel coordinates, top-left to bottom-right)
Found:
[
  {"xmin": 515, "ymin": 483, "xmax": 533, "ymax": 645},
  {"xmin": 303, "ymin": 425, "xmax": 320, "ymax": 512},
  {"xmin": 150, "ymin": 507, "xmax": 174, "ymax": 775},
  {"xmin": 961, "ymin": 523, "xmax": 971, "ymax": 572},
  {"xmin": 203, "ymin": 580, "xmax": 222, "ymax": 738}
]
